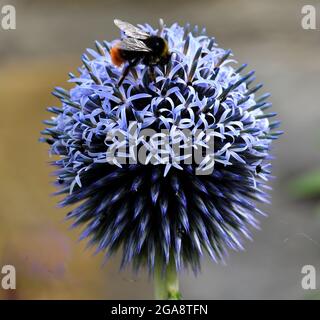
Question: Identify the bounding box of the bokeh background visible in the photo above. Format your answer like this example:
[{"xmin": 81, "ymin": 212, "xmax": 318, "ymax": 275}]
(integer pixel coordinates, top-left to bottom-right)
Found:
[{"xmin": 1, "ymin": 0, "xmax": 320, "ymax": 299}]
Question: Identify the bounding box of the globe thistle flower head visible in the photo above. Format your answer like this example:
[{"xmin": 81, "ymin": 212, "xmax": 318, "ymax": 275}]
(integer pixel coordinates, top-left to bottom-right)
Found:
[{"xmin": 41, "ymin": 21, "xmax": 282, "ymax": 274}]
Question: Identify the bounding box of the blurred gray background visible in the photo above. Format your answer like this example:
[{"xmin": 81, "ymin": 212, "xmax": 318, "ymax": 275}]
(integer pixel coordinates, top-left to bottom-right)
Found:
[{"xmin": 0, "ymin": 0, "xmax": 320, "ymax": 299}]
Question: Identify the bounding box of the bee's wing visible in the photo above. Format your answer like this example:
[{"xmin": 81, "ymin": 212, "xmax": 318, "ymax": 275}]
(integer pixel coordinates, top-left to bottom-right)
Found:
[
  {"xmin": 114, "ymin": 19, "xmax": 149, "ymax": 40},
  {"xmin": 119, "ymin": 38, "xmax": 152, "ymax": 52}
]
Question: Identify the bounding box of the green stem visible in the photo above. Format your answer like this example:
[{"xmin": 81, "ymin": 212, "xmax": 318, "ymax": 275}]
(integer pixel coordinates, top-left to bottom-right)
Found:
[{"xmin": 154, "ymin": 257, "xmax": 181, "ymax": 300}]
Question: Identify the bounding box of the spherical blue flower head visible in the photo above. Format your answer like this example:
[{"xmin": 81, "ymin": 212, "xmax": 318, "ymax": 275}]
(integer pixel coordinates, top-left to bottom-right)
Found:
[{"xmin": 41, "ymin": 22, "xmax": 281, "ymax": 274}]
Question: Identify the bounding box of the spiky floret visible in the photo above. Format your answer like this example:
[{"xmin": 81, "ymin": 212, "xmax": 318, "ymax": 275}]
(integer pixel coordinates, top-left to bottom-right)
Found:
[{"xmin": 41, "ymin": 22, "xmax": 281, "ymax": 274}]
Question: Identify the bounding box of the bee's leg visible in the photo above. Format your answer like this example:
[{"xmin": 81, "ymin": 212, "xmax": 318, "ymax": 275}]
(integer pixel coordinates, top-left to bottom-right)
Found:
[
  {"xmin": 118, "ymin": 58, "xmax": 140, "ymax": 86},
  {"xmin": 148, "ymin": 66, "xmax": 156, "ymax": 83},
  {"xmin": 118, "ymin": 64, "xmax": 131, "ymax": 86}
]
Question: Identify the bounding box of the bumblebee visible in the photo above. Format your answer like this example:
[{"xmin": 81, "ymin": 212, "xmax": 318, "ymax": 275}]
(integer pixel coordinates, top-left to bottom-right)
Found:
[{"xmin": 111, "ymin": 19, "xmax": 171, "ymax": 86}]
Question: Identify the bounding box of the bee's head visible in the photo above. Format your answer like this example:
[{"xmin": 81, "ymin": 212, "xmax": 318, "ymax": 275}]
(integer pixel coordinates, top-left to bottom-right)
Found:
[{"xmin": 146, "ymin": 36, "xmax": 170, "ymax": 62}]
